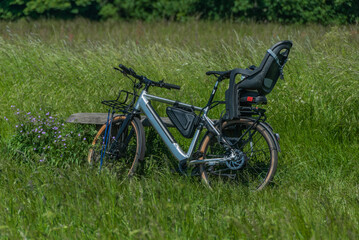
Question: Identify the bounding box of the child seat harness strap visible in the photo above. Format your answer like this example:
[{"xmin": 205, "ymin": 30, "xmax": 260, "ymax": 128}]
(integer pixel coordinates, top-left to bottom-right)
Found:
[{"xmin": 267, "ymin": 49, "xmax": 287, "ymax": 79}]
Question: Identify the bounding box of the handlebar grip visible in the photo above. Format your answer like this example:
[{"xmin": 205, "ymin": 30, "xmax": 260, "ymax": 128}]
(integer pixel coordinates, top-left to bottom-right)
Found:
[
  {"xmin": 162, "ymin": 82, "xmax": 181, "ymax": 90},
  {"xmin": 119, "ymin": 64, "xmax": 136, "ymax": 76}
]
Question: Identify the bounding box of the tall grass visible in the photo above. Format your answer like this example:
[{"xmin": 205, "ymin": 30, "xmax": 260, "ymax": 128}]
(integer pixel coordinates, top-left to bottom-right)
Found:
[{"xmin": 0, "ymin": 19, "xmax": 358, "ymax": 239}]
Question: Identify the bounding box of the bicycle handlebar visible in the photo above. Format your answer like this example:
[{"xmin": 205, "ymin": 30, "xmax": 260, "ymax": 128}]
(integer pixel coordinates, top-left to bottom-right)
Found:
[{"xmin": 116, "ymin": 64, "xmax": 181, "ymax": 90}]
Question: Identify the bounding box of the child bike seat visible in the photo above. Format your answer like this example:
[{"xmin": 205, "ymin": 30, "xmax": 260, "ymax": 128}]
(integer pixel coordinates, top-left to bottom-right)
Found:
[{"xmin": 225, "ymin": 40, "xmax": 292, "ymax": 119}]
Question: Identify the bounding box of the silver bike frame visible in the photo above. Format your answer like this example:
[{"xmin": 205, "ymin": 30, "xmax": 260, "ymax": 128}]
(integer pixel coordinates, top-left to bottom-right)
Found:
[{"xmin": 133, "ymin": 90, "xmax": 219, "ymax": 162}]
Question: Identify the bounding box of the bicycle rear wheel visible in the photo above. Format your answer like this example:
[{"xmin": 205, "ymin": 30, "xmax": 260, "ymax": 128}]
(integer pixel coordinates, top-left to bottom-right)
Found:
[
  {"xmin": 88, "ymin": 116, "xmax": 146, "ymax": 176},
  {"xmin": 199, "ymin": 118, "xmax": 278, "ymax": 190}
]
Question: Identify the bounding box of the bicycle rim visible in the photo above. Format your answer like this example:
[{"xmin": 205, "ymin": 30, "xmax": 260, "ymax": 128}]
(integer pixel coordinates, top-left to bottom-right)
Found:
[
  {"xmin": 88, "ymin": 116, "xmax": 145, "ymax": 176},
  {"xmin": 199, "ymin": 118, "xmax": 278, "ymax": 190}
]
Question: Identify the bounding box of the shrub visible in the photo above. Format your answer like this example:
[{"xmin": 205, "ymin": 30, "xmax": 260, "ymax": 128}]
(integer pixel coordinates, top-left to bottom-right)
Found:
[{"xmin": 4, "ymin": 106, "xmax": 96, "ymax": 166}]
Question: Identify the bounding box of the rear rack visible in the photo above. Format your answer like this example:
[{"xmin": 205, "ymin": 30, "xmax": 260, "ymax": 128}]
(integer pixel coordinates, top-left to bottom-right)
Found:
[{"xmin": 101, "ymin": 90, "xmax": 137, "ymax": 113}]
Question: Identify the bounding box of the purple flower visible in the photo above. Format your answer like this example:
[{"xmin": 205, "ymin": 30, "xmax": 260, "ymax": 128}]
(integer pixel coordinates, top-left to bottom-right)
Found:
[
  {"xmin": 15, "ymin": 125, "xmax": 18, "ymax": 128},
  {"xmin": 64, "ymin": 143, "xmax": 66, "ymax": 146},
  {"xmin": 35, "ymin": 128, "xmax": 38, "ymax": 132},
  {"xmin": 42, "ymin": 131, "xmax": 46, "ymax": 134},
  {"xmin": 58, "ymin": 135, "xmax": 62, "ymax": 138},
  {"xmin": 39, "ymin": 159, "xmax": 44, "ymax": 162},
  {"xmin": 78, "ymin": 133, "xmax": 81, "ymax": 137},
  {"xmin": 16, "ymin": 112, "xmax": 19, "ymax": 115},
  {"xmin": 20, "ymin": 130, "xmax": 23, "ymax": 133},
  {"xmin": 48, "ymin": 146, "xmax": 50, "ymax": 149},
  {"xmin": 11, "ymin": 105, "xmax": 15, "ymax": 108},
  {"xmin": 54, "ymin": 140, "xmax": 57, "ymax": 143},
  {"xmin": 61, "ymin": 123, "xmax": 64, "ymax": 126},
  {"xmin": 27, "ymin": 112, "xmax": 31, "ymax": 115},
  {"xmin": 83, "ymin": 138, "xmax": 86, "ymax": 141},
  {"xmin": 38, "ymin": 135, "xmax": 40, "ymax": 138},
  {"xmin": 46, "ymin": 112, "xmax": 49, "ymax": 116},
  {"xmin": 33, "ymin": 148, "xmax": 36, "ymax": 151},
  {"xmin": 53, "ymin": 127, "xmax": 58, "ymax": 130},
  {"xmin": 21, "ymin": 124, "xmax": 23, "ymax": 126}
]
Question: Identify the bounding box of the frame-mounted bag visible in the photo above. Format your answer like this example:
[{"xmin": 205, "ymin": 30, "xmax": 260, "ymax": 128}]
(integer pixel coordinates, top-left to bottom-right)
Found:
[{"xmin": 166, "ymin": 106, "xmax": 200, "ymax": 138}]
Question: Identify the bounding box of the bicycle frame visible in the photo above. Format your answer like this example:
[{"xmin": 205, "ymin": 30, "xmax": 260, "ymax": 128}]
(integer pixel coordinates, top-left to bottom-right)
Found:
[
  {"xmin": 105, "ymin": 77, "xmax": 249, "ymax": 165},
  {"xmin": 134, "ymin": 90, "xmax": 218, "ymax": 162}
]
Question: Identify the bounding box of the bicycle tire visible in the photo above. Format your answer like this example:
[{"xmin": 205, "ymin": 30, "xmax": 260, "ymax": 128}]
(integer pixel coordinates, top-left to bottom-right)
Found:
[
  {"xmin": 199, "ymin": 118, "xmax": 278, "ymax": 190},
  {"xmin": 88, "ymin": 116, "xmax": 146, "ymax": 176}
]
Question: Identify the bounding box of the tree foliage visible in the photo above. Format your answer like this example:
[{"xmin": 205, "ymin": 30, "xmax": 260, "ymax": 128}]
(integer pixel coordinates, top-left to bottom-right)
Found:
[{"xmin": 0, "ymin": 0, "xmax": 358, "ymax": 24}]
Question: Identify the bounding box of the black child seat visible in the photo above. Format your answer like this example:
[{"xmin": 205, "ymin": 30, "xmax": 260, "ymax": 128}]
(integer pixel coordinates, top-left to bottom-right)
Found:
[{"xmin": 224, "ymin": 40, "xmax": 293, "ymax": 119}]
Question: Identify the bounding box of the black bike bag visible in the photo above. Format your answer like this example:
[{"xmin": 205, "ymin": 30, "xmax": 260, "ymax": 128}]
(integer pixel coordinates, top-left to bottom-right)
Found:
[
  {"xmin": 225, "ymin": 40, "xmax": 293, "ymax": 119},
  {"xmin": 166, "ymin": 106, "xmax": 200, "ymax": 138}
]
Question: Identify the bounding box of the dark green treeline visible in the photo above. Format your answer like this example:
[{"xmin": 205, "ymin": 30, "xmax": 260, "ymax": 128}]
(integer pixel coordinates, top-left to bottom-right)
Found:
[{"xmin": 1, "ymin": 0, "xmax": 358, "ymax": 24}]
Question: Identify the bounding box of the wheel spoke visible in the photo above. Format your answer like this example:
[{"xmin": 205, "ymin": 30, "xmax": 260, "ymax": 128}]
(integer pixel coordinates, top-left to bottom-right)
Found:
[{"xmin": 200, "ymin": 119, "xmax": 277, "ymax": 190}]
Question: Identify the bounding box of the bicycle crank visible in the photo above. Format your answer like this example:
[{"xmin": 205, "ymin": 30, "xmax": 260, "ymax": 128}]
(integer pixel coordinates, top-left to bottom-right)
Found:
[{"xmin": 189, "ymin": 149, "xmax": 247, "ymax": 168}]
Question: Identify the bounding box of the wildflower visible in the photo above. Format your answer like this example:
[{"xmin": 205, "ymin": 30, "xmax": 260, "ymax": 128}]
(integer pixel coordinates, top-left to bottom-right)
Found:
[
  {"xmin": 58, "ymin": 135, "xmax": 62, "ymax": 138},
  {"xmin": 78, "ymin": 133, "xmax": 81, "ymax": 137},
  {"xmin": 27, "ymin": 112, "xmax": 31, "ymax": 115},
  {"xmin": 83, "ymin": 138, "xmax": 86, "ymax": 141},
  {"xmin": 20, "ymin": 130, "xmax": 23, "ymax": 133},
  {"xmin": 33, "ymin": 148, "xmax": 36, "ymax": 151},
  {"xmin": 11, "ymin": 105, "xmax": 15, "ymax": 108},
  {"xmin": 39, "ymin": 159, "xmax": 44, "ymax": 162},
  {"xmin": 46, "ymin": 112, "xmax": 49, "ymax": 116},
  {"xmin": 38, "ymin": 135, "xmax": 41, "ymax": 138},
  {"xmin": 54, "ymin": 140, "xmax": 57, "ymax": 143},
  {"xmin": 35, "ymin": 128, "xmax": 38, "ymax": 132},
  {"xmin": 64, "ymin": 143, "xmax": 66, "ymax": 146},
  {"xmin": 42, "ymin": 132, "xmax": 46, "ymax": 134}
]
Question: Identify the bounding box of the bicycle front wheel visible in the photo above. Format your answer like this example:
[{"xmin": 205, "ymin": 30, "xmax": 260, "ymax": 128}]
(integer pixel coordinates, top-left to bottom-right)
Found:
[
  {"xmin": 88, "ymin": 116, "xmax": 146, "ymax": 176},
  {"xmin": 199, "ymin": 118, "xmax": 278, "ymax": 190}
]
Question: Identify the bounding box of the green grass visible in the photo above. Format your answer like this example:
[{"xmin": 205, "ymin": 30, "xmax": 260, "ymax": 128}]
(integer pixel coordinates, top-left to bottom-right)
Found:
[{"xmin": 0, "ymin": 19, "xmax": 359, "ymax": 239}]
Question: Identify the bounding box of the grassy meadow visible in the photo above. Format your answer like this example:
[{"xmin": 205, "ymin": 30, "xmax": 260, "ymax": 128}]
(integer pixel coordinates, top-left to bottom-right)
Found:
[{"xmin": 0, "ymin": 19, "xmax": 359, "ymax": 239}]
